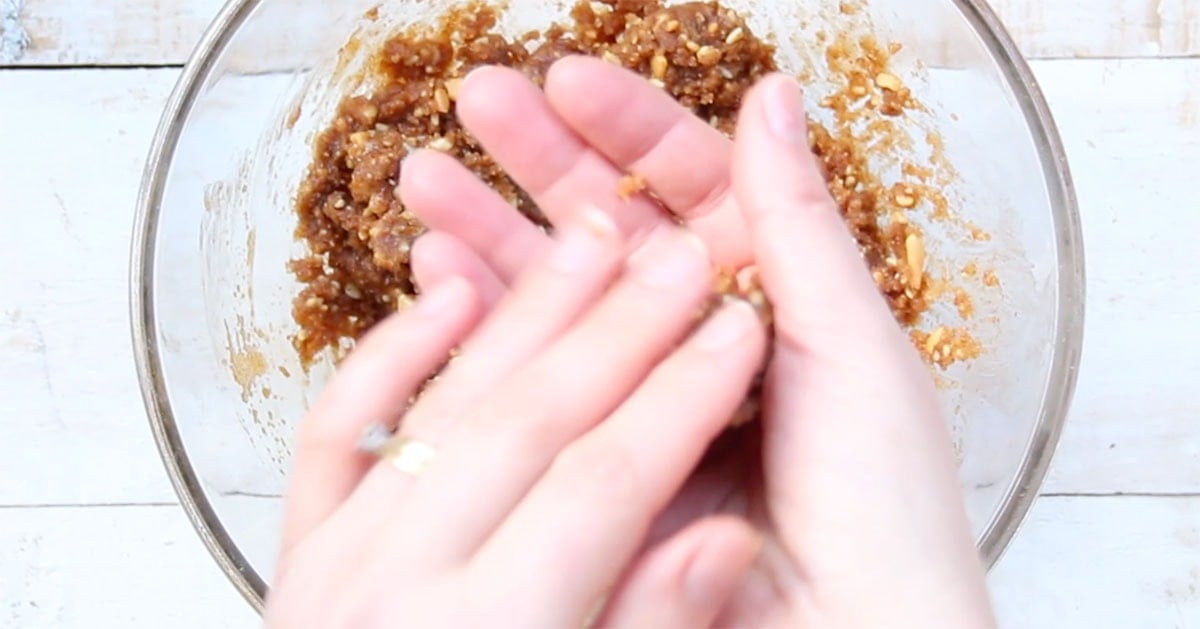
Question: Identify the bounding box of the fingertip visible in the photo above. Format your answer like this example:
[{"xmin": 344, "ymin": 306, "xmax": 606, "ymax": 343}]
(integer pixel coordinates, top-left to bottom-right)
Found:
[
  {"xmin": 683, "ymin": 516, "xmax": 761, "ymax": 605},
  {"xmin": 410, "ymin": 238, "xmax": 507, "ymax": 311},
  {"xmin": 396, "ymin": 148, "xmax": 443, "ymax": 206},
  {"xmin": 732, "ymin": 74, "xmax": 891, "ymax": 337},
  {"xmin": 545, "ymin": 54, "xmax": 592, "ymax": 89},
  {"xmin": 458, "ymin": 64, "xmax": 531, "ymax": 126},
  {"xmin": 412, "ymin": 273, "xmax": 478, "ymax": 320},
  {"xmin": 692, "ymin": 298, "xmax": 765, "ymax": 354},
  {"xmin": 732, "ymin": 73, "xmax": 826, "ymax": 212},
  {"xmin": 459, "ymin": 62, "xmax": 502, "ymax": 95},
  {"xmin": 545, "ymin": 54, "xmax": 606, "ymax": 101},
  {"xmin": 544, "ymin": 54, "xmax": 670, "ymax": 138},
  {"xmin": 457, "ymin": 65, "xmax": 499, "ymax": 123},
  {"xmin": 409, "ymin": 230, "xmax": 455, "ymax": 289},
  {"xmin": 343, "ymin": 274, "xmax": 477, "ymax": 361},
  {"xmin": 756, "ymin": 72, "xmax": 810, "ymax": 145}
]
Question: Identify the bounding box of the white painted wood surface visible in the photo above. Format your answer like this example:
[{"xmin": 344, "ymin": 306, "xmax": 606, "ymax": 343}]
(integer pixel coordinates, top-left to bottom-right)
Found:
[
  {"xmin": 2, "ymin": 0, "xmax": 1200, "ymax": 64},
  {"xmin": 1, "ymin": 1, "xmax": 1197, "ymax": 627}
]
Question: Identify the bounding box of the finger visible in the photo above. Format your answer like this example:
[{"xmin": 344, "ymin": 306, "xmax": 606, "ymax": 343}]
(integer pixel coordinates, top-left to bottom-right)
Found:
[
  {"xmin": 280, "ymin": 277, "xmax": 482, "ymax": 553},
  {"xmin": 386, "ymin": 227, "xmax": 715, "ymax": 568},
  {"xmin": 544, "ymin": 55, "xmax": 752, "ymax": 266},
  {"xmin": 327, "ymin": 207, "xmax": 622, "ymax": 550},
  {"xmin": 732, "ymin": 74, "xmax": 894, "ymax": 350},
  {"xmin": 456, "ymin": 66, "xmax": 669, "ymax": 242},
  {"xmin": 399, "ymin": 148, "xmax": 549, "ymax": 283},
  {"xmin": 476, "ymin": 301, "xmax": 767, "ymax": 626},
  {"xmin": 732, "ymin": 77, "xmax": 994, "ymax": 625},
  {"xmin": 404, "ymin": 205, "xmax": 624, "ymax": 432},
  {"xmin": 598, "ymin": 516, "xmax": 761, "ymax": 629},
  {"xmin": 644, "ymin": 445, "xmax": 750, "ymax": 548},
  {"xmin": 411, "ymin": 230, "xmax": 508, "ymax": 308}
]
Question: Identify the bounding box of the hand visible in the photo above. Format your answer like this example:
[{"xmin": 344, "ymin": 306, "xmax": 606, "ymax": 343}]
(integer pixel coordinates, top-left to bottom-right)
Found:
[
  {"xmin": 399, "ymin": 57, "xmax": 996, "ymax": 627},
  {"xmin": 267, "ymin": 207, "xmax": 770, "ymax": 627}
]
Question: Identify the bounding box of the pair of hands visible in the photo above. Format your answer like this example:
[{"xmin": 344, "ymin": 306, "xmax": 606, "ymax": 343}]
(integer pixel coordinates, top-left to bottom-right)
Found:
[{"xmin": 265, "ymin": 57, "xmax": 995, "ymax": 628}]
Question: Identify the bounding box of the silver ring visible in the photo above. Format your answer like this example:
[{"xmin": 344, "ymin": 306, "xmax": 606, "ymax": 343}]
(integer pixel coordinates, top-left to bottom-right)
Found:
[{"xmin": 359, "ymin": 422, "xmax": 437, "ymax": 477}]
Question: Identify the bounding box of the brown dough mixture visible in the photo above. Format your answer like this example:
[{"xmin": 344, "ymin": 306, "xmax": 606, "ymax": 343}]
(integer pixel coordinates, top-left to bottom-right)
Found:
[{"xmin": 291, "ymin": 0, "xmax": 973, "ymax": 367}]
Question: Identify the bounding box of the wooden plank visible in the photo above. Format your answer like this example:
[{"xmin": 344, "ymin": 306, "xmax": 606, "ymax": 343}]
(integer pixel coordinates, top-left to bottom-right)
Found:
[
  {"xmin": 990, "ymin": 0, "xmax": 1200, "ymax": 59},
  {"xmin": 0, "ymin": 497, "xmax": 1194, "ymax": 627},
  {"xmin": 0, "ymin": 58, "xmax": 1196, "ymax": 506},
  {"xmin": 0, "ymin": 69, "xmax": 181, "ymax": 505},
  {"xmin": 2, "ymin": 0, "xmax": 223, "ymax": 66},
  {"xmin": 1031, "ymin": 57, "xmax": 1200, "ymax": 495},
  {"xmin": 0, "ymin": 504, "xmax": 259, "ymax": 628},
  {"xmin": 1, "ymin": 0, "xmax": 1198, "ymax": 66},
  {"xmin": 990, "ymin": 495, "xmax": 1200, "ymax": 627}
]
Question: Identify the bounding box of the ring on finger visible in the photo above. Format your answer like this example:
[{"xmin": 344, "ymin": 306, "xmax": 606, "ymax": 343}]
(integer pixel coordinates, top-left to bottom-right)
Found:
[{"xmin": 360, "ymin": 422, "xmax": 438, "ymax": 477}]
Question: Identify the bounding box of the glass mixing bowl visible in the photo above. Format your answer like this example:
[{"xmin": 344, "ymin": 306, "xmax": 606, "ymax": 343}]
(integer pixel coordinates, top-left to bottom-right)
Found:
[{"xmin": 131, "ymin": 0, "xmax": 1084, "ymax": 611}]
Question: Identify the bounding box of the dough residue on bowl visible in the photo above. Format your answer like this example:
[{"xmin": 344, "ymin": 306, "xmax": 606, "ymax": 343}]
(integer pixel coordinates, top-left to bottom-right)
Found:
[{"xmin": 289, "ymin": 0, "xmax": 985, "ymax": 370}]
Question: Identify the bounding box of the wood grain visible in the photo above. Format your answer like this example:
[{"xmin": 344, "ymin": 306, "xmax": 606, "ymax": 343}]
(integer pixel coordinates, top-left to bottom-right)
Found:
[
  {"xmin": 2, "ymin": 0, "xmax": 1198, "ymax": 66},
  {"xmin": 0, "ymin": 69, "xmax": 179, "ymax": 504},
  {"xmin": 0, "ymin": 504, "xmax": 259, "ymax": 628},
  {"xmin": 4, "ymin": 0, "xmax": 222, "ymax": 65},
  {"xmin": 1031, "ymin": 57, "xmax": 1200, "ymax": 495},
  {"xmin": 990, "ymin": 495, "xmax": 1200, "ymax": 627},
  {"xmin": 0, "ymin": 496, "xmax": 1195, "ymax": 627},
  {"xmin": 991, "ymin": 0, "xmax": 1200, "ymax": 59}
]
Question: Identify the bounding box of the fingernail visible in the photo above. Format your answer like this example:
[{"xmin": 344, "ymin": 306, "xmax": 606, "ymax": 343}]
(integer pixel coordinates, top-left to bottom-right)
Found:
[
  {"xmin": 694, "ymin": 300, "xmax": 756, "ymax": 350},
  {"xmin": 416, "ymin": 277, "xmax": 470, "ymax": 317},
  {"xmin": 460, "ymin": 66, "xmax": 488, "ymax": 94},
  {"xmin": 547, "ymin": 205, "xmax": 619, "ymax": 273},
  {"xmin": 629, "ymin": 227, "xmax": 708, "ymax": 287},
  {"xmin": 762, "ymin": 74, "xmax": 806, "ymax": 145}
]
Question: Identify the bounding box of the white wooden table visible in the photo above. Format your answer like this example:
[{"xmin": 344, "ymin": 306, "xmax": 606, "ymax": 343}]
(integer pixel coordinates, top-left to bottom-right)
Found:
[{"xmin": 2, "ymin": 0, "xmax": 1198, "ymax": 626}]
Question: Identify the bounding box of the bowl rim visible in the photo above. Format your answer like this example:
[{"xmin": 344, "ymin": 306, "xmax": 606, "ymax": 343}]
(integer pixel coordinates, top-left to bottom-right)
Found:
[{"xmin": 130, "ymin": 0, "xmax": 1085, "ymax": 613}]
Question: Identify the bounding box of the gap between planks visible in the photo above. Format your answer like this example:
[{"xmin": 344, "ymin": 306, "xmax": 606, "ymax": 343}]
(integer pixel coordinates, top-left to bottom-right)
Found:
[
  {"xmin": 8, "ymin": 52, "xmax": 1200, "ymax": 72},
  {"xmin": 2, "ymin": 0, "xmax": 1199, "ymax": 66},
  {"xmin": 0, "ymin": 62, "xmax": 185, "ymax": 70},
  {"xmin": 5, "ymin": 493, "xmax": 1197, "ymax": 510}
]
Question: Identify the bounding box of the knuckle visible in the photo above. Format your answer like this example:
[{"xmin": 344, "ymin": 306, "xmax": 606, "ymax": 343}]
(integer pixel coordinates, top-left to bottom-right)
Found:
[
  {"xmin": 517, "ymin": 362, "xmax": 591, "ymax": 416},
  {"xmin": 553, "ymin": 439, "xmax": 642, "ymax": 504},
  {"xmin": 490, "ymin": 403, "xmax": 565, "ymax": 459}
]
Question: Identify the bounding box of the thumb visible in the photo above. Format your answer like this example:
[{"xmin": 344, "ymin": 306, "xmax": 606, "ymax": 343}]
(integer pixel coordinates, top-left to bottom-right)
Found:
[
  {"xmin": 731, "ymin": 74, "xmax": 896, "ymax": 352},
  {"xmin": 595, "ymin": 516, "xmax": 761, "ymax": 629}
]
